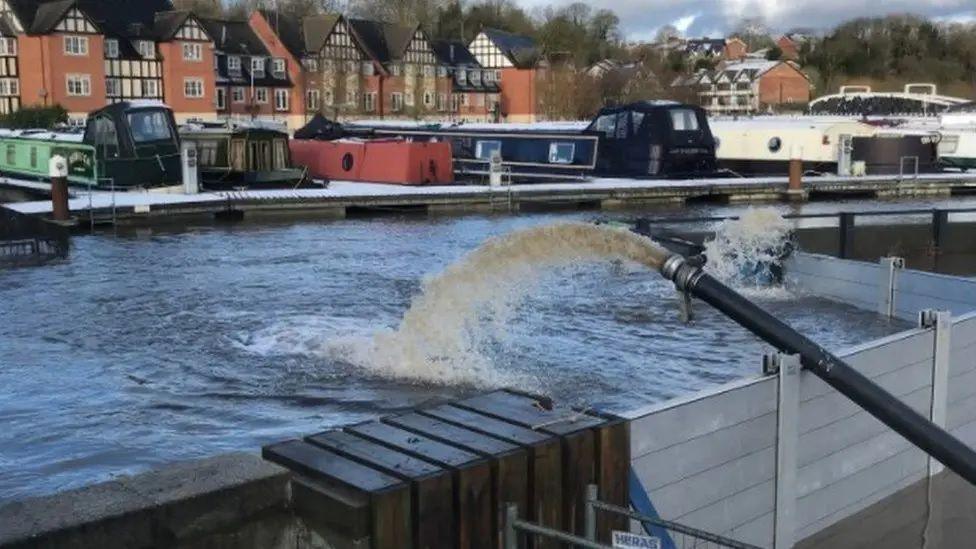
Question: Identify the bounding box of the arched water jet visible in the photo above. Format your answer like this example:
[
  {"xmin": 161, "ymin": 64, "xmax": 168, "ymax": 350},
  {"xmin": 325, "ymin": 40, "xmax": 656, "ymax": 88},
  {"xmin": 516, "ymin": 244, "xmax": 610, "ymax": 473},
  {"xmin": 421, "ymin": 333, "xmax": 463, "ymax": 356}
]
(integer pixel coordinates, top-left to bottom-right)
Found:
[{"xmin": 338, "ymin": 223, "xmax": 673, "ymax": 386}]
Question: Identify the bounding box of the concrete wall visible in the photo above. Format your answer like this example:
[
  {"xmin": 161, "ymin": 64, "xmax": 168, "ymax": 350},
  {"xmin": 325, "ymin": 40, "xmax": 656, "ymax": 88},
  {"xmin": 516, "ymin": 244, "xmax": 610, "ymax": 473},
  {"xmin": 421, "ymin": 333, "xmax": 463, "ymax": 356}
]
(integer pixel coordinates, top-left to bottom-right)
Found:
[{"xmin": 627, "ymin": 254, "xmax": 976, "ymax": 548}]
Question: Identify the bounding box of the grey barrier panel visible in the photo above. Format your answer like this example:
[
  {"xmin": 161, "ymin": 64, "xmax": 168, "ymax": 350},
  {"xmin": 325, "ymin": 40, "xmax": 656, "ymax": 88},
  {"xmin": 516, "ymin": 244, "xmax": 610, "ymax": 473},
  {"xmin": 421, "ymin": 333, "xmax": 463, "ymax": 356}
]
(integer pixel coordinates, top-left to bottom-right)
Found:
[
  {"xmin": 949, "ymin": 314, "xmax": 976, "ymax": 444},
  {"xmin": 628, "ymin": 377, "xmax": 778, "ymax": 547},
  {"xmin": 894, "ymin": 271, "xmax": 976, "ymax": 320},
  {"xmin": 783, "ymin": 253, "xmax": 879, "ymax": 312}
]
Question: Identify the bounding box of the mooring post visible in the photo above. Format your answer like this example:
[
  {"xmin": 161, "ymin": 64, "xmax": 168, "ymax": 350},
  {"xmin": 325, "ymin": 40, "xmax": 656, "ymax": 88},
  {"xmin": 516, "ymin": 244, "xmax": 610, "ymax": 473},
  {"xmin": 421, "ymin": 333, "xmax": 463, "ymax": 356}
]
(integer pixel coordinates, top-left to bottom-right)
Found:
[
  {"xmin": 773, "ymin": 353, "xmax": 800, "ymax": 549},
  {"xmin": 838, "ymin": 212, "xmax": 855, "ymax": 259},
  {"xmin": 932, "ymin": 209, "xmax": 949, "ymax": 254},
  {"xmin": 49, "ymin": 154, "xmax": 69, "ymax": 222}
]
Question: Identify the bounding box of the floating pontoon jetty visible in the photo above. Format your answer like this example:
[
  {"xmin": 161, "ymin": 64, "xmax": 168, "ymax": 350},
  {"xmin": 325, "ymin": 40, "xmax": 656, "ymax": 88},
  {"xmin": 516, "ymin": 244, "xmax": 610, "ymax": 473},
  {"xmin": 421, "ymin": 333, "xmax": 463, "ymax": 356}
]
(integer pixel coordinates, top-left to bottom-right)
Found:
[{"xmin": 3, "ymin": 172, "xmax": 976, "ymax": 225}]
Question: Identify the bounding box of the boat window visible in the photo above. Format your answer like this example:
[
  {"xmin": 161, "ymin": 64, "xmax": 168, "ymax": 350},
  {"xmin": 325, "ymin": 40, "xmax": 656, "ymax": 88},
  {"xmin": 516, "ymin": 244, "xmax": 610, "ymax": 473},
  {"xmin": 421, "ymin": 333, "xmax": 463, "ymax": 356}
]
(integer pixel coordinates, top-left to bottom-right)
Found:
[
  {"xmin": 615, "ymin": 112, "xmax": 629, "ymax": 139},
  {"xmin": 768, "ymin": 137, "xmax": 782, "ymax": 153},
  {"xmin": 29, "ymin": 147, "xmax": 37, "ymax": 168},
  {"xmin": 632, "ymin": 112, "xmax": 646, "ymax": 135},
  {"xmin": 548, "ymin": 142, "xmax": 575, "ymax": 164},
  {"xmin": 230, "ymin": 139, "xmax": 245, "ymax": 171},
  {"xmin": 90, "ymin": 116, "xmax": 119, "ymax": 154},
  {"xmin": 127, "ymin": 110, "xmax": 174, "ymax": 143},
  {"xmin": 5, "ymin": 144, "xmax": 13, "ymax": 165},
  {"xmin": 593, "ymin": 114, "xmax": 616, "ymax": 137},
  {"xmin": 475, "ymin": 140, "xmax": 502, "ymax": 161},
  {"xmin": 670, "ymin": 109, "xmax": 700, "ymax": 131},
  {"xmin": 196, "ymin": 140, "xmax": 220, "ymax": 167},
  {"xmin": 273, "ymin": 139, "xmax": 287, "ymax": 169}
]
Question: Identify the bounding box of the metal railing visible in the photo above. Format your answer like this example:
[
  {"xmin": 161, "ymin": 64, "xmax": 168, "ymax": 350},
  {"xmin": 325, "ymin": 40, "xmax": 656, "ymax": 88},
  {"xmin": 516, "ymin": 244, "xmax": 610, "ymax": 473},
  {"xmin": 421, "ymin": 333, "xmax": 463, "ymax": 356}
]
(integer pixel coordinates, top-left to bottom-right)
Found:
[{"xmin": 502, "ymin": 484, "xmax": 761, "ymax": 549}]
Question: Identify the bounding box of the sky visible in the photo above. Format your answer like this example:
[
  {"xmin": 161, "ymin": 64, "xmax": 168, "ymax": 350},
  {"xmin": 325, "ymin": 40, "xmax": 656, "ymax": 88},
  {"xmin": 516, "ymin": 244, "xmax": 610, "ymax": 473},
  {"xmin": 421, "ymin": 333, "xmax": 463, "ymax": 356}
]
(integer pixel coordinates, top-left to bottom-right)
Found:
[{"xmin": 517, "ymin": 0, "xmax": 976, "ymax": 41}]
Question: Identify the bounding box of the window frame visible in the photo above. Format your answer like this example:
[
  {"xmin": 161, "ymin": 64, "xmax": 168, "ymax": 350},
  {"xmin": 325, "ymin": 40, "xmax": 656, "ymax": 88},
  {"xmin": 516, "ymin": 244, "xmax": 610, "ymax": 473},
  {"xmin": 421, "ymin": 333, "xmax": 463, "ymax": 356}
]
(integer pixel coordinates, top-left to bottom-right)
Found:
[
  {"xmin": 182, "ymin": 42, "xmax": 202, "ymax": 62},
  {"xmin": 65, "ymin": 73, "xmax": 91, "ymax": 96},
  {"xmin": 274, "ymin": 88, "xmax": 289, "ymax": 111},
  {"xmin": 227, "ymin": 56, "xmax": 242, "ymax": 73},
  {"xmin": 63, "ymin": 35, "xmax": 89, "ymax": 56},
  {"xmin": 254, "ymin": 87, "xmax": 268, "ymax": 104},
  {"xmin": 183, "ymin": 77, "xmax": 204, "ymax": 98}
]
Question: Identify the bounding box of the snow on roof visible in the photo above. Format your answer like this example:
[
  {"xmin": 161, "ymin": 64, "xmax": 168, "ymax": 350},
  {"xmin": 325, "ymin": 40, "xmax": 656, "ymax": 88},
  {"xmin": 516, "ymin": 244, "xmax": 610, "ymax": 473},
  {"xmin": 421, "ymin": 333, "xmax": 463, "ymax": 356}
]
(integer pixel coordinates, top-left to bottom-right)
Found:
[{"xmin": 0, "ymin": 128, "xmax": 84, "ymax": 142}]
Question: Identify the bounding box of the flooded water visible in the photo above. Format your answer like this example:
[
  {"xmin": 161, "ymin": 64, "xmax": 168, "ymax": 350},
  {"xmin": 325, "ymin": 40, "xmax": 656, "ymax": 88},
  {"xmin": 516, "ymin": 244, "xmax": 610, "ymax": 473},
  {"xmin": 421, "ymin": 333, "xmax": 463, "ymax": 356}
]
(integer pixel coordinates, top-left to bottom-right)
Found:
[{"xmin": 0, "ymin": 209, "xmax": 914, "ymax": 502}]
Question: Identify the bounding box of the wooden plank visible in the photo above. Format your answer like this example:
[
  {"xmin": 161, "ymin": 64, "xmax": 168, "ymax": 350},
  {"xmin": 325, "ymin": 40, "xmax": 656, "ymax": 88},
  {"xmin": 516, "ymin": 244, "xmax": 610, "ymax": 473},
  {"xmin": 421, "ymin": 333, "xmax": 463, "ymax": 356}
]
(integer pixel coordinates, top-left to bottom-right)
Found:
[
  {"xmin": 421, "ymin": 404, "xmax": 563, "ymax": 549},
  {"xmin": 456, "ymin": 390, "xmax": 602, "ymax": 536},
  {"xmin": 306, "ymin": 430, "xmax": 454, "ymax": 549},
  {"xmin": 262, "ymin": 440, "xmax": 411, "ymax": 549},
  {"xmin": 594, "ymin": 418, "xmax": 630, "ymax": 543},
  {"xmin": 385, "ymin": 413, "xmax": 530, "ymax": 548},
  {"xmin": 348, "ymin": 422, "xmax": 493, "ymax": 549}
]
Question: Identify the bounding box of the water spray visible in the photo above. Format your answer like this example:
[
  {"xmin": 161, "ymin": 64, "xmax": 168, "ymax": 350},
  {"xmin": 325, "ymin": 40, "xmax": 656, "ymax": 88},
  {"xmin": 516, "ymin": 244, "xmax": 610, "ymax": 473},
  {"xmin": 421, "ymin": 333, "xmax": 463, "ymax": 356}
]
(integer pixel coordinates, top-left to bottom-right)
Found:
[{"xmin": 659, "ymin": 252, "xmax": 976, "ymax": 486}]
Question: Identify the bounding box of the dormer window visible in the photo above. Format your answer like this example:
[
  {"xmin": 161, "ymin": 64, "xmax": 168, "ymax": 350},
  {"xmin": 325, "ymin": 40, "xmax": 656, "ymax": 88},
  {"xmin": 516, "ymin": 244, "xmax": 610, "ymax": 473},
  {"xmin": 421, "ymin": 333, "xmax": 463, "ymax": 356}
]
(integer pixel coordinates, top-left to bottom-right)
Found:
[
  {"xmin": 251, "ymin": 57, "xmax": 265, "ymax": 77},
  {"xmin": 272, "ymin": 58, "xmax": 286, "ymax": 76},
  {"xmin": 436, "ymin": 66, "xmax": 447, "ymax": 77},
  {"xmin": 470, "ymin": 70, "xmax": 481, "ymax": 85},
  {"xmin": 389, "ymin": 63, "xmax": 401, "ymax": 76},
  {"xmin": 456, "ymin": 68, "xmax": 466, "ymax": 85},
  {"xmin": 105, "ymin": 39, "xmax": 119, "ymax": 59},
  {"xmin": 227, "ymin": 56, "xmax": 241, "ymax": 73},
  {"xmin": 302, "ymin": 57, "xmax": 318, "ymax": 72}
]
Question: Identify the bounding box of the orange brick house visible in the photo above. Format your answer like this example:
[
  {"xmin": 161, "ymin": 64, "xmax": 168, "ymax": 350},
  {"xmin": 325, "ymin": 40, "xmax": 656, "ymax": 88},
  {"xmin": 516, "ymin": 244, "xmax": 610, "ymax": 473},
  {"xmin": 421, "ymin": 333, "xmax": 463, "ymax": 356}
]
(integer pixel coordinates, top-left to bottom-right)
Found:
[
  {"xmin": 201, "ymin": 17, "xmax": 295, "ymax": 123},
  {"xmin": 776, "ymin": 35, "xmax": 801, "ymax": 61},
  {"xmin": 468, "ymin": 28, "xmax": 542, "ymax": 122},
  {"xmin": 0, "ymin": 0, "xmax": 215, "ymax": 122},
  {"xmin": 690, "ymin": 59, "xmax": 811, "ymax": 114}
]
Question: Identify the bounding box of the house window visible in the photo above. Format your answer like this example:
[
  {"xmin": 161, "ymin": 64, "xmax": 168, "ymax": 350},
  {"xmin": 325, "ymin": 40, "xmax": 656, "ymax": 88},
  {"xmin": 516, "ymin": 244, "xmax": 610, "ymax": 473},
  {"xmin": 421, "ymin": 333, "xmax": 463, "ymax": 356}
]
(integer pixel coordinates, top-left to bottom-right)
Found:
[
  {"xmin": 66, "ymin": 74, "xmax": 91, "ymax": 96},
  {"xmin": 423, "ymin": 65, "xmax": 434, "ymax": 77},
  {"xmin": 423, "ymin": 91, "xmax": 433, "ymax": 108},
  {"xmin": 227, "ymin": 56, "xmax": 241, "ymax": 73},
  {"xmin": 274, "ymin": 88, "xmax": 288, "ymax": 111},
  {"xmin": 345, "ymin": 60, "xmax": 357, "ymax": 73},
  {"xmin": 456, "ymin": 69, "xmax": 467, "ymax": 85},
  {"xmin": 272, "ymin": 58, "xmax": 286, "ymax": 76},
  {"xmin": 63, "ymin": 35, "xmax": 88, "ymax": 56},
  {"xmin": 105, "ymin": 78, "xmax": 120, "ymax": 97},
  {"xmin": 104, "ymin": 39, "xmax": 118, "ymax": 58},
  {"xmin": 182, "ymin": 43, "xmax": 202, "ymax": 61},
  {"xmin": 216, "ymin": 88, "xmax": 226, "ymax": 110},
  {"xmin": 0, "ymin": 78, "xmax": 18, "ymax": 96},
  {"xmin": 345, "ymin": 89, "xmax": 356, "ymax": 105},
  {"xmin": 494, "ymin": 70, "xmax": 502, "ymax": 81},
  {"xmin": 405, "ymin": 91, "xmax": 414, "ymax": 107},
  {"xmin": 232, "ymin": 87, "xmax": 244, "ymax": 103},
  {"xmin": 548, "ymin": 142, "xmax": 575, "ymax": 164},
  {"xmin": 251, "ymin": 57, "xmax": 265, "ymax": 77},
  {"xmin": 391, "ymin": 92, "xmax": 403, "ymax": 111},
  {"xmin": 390, "ymin": 64, "xmax": 401, "ymax": 76},
  {"xmin": 302, "ymin": 57, "xmax": 318, "ymax": 72},
  {"xmin": 324, "ymin": 89, "xmax": 333, "ymax": 106},
  {"xmin": 437, "ymin": 93, "xmax": 447, "ymax": 111},
  {"xmin": 436, "ymin": 66, "xmax": 447, "ymax": 77},
  {"xmin": 255, "ymin": 87, "xmax": 268, "ymax": 103},
  {"xmin": 364, "ymin": 92, "xmax": 376, "ymax": 112},
  {"xmin": 362, "ymin": 62, "xmax": 374, "ymax": 76},
  {"xmin": 0, "ymin": 38, "xmax": 15, "ymax": 56},
  {"xmin": 475, "ymin": 140, "xmax": 501, "ymax": 160},
  {"xmin": 136, "ymin": 41, "xmax": 155, "ymax": 59},
  {"xmin": 184, "ymin": 78, "xmax": 204, "ymax": 98},
  {"xmin": 144, "ymin": 80, "xmax": 160, "ymax": 98},
  {"xmin": 306, "ymin": 89, "xmax": 320, "ymax": 111}
]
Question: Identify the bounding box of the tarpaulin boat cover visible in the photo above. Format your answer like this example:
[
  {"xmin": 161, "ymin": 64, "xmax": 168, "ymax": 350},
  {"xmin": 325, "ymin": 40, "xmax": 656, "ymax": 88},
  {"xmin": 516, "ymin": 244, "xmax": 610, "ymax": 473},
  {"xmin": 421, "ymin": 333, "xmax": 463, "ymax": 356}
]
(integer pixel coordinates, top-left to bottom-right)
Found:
[{"xmin": 294, "ymin": 114, "xmax": 346, "ymax": 141}]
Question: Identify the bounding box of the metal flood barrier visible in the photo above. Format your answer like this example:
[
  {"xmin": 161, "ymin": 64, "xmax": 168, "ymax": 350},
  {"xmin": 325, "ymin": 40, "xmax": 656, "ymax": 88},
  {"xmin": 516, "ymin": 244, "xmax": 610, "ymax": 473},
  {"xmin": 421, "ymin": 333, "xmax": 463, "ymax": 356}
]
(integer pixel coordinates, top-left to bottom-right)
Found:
[
  {"xmin": 625, "ymin": 253, "xmax": 976, "ymax": 547},
  {"xmin": 501, "ymin": 484, "xmax": 761, "ymax": 549}
]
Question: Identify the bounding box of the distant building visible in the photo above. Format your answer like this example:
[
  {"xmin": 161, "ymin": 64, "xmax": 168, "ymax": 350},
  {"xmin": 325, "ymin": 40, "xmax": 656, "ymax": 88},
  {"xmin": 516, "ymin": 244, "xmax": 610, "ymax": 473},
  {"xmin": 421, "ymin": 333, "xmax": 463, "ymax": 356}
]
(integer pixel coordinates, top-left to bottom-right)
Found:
[
  {"xmin": 200, "ymin": 18, "xmax": 293, "ymax": 122},
  {"xmin": 683, "ymin": 37, "xmax": 746, "ymax": 61},
  {"xmin": 681, "ymin": 59, "xmax": 811, "ymax": 114},
  {"xmin": 776, "ymin": 35, "xmax": 800, "ymax": 60},
  {"xmin": 468, "ymin": 28, "xmax": 543, "ymax": 122},
  {"xmin": 430, "ymin": 39, "xmax": 500, "ymax": 122},
  {"xmin": 1, "ymin": 0, "xmax": 216, "ymax": 121}
]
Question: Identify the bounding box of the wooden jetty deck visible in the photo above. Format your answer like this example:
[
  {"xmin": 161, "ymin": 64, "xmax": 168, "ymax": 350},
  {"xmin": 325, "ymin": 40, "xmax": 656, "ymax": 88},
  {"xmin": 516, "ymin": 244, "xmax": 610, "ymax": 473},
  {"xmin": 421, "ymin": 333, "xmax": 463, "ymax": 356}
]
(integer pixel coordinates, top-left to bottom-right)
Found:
[{"xmin": 2, "ymin": 172, "xmax": 976, "ymax": 225}]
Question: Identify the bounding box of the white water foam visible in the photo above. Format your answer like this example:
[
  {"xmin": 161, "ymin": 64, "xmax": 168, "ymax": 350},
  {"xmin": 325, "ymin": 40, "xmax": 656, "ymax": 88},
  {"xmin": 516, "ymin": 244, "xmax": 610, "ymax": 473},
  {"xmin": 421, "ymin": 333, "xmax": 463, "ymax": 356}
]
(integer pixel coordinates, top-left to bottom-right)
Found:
[{"xmin": 703, "ymin": 208, "xmax": 795, "ymax": 298}]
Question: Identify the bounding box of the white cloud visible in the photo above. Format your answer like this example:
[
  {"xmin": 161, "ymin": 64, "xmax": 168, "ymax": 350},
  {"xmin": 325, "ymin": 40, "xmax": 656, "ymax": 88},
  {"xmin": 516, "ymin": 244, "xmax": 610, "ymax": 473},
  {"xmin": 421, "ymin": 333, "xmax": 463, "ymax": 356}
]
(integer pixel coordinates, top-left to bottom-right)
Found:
[
  {"xmin": 515, "ymin": 0, "xmax": 976, "ymax": 40},
  {"xmin": 673, "ymin": 14, "xmax": 698, "ymax": 34}
]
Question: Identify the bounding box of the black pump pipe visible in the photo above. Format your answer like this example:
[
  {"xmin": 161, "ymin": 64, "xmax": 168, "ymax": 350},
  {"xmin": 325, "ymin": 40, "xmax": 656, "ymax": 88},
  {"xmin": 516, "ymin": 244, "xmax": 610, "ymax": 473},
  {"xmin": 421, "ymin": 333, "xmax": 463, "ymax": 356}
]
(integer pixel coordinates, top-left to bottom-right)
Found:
[{"xmin": 660, "ymin": 256, "xmax": 976, "ymax": 486}]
